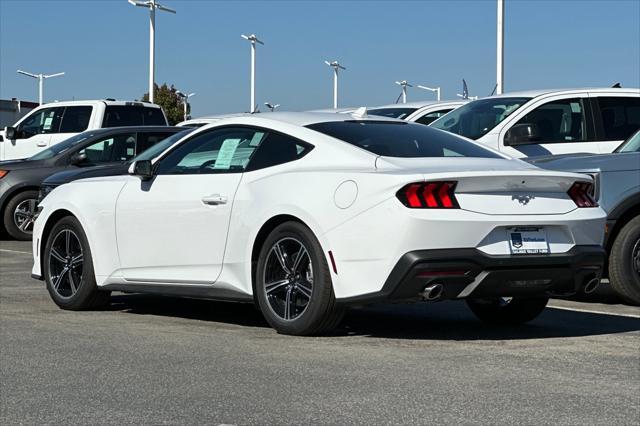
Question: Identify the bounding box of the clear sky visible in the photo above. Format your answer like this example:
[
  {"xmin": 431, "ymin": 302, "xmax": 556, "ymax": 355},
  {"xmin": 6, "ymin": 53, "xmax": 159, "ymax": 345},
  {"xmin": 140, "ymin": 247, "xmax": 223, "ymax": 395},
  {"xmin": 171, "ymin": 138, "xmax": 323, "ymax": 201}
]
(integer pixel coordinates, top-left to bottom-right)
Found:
[{"xmin": 1, "ymin": 0, "xmax": 639, "ymax": 116}]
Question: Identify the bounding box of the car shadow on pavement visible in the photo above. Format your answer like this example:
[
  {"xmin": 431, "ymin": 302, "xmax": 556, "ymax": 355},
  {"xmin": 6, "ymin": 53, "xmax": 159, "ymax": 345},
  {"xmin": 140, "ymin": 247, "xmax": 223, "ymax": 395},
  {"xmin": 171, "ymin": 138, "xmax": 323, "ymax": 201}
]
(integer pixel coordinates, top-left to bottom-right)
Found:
[{"xmin": 107, "ymin": 293, "xmax": 640, "ymax": 341}]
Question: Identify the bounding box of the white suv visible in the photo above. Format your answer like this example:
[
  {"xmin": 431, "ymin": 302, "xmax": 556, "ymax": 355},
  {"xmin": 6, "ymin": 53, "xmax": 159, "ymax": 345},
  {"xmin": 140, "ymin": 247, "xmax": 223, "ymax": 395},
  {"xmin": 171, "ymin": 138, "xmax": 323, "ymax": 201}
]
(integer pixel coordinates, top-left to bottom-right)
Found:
[
  {"xmin": 0, "ymin": 100, "xmax": 168, "ymax": 160},
  {"xmin": 431, "ymin": 88, "xmax": 640, "ymax": 158}
]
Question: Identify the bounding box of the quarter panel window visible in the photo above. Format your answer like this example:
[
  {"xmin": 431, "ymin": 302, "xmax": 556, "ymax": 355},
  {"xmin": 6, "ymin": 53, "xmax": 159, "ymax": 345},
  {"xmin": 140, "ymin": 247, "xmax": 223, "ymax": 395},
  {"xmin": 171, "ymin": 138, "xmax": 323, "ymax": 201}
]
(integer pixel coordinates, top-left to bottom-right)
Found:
[
  {"xmin": 246, "ymin": 132, "xmax": 312, "ymax": 171},
  {"xmin": 513, "ymin": 98, "xmax": 586, "ymax": 143},
  {"xmin": 102, "ymin": 106, "xmax": 166, "ymax": 127},
  {"xmin": 59, "ymin": 106, "xmax": 93, "ymax": 133},
  {"xmin": 597, "ymin": 97, "xmax": 640, "ymax": 141},
  {"xmin": 156, "ymin": 128, "xmax": 265, "ymax": 175}
]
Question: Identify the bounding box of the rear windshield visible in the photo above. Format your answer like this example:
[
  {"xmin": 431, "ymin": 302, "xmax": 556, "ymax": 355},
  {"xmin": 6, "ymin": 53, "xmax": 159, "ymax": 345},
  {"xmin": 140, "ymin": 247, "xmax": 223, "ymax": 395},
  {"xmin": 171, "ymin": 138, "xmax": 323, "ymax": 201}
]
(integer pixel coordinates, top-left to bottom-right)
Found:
[
  {"xmin": 431, "ymin": 97, "xmax": 531, "ymax": 140},
  {"xmin": 307, "ymin": 121, "xmax": 502, "ymax": 158},
  {"xmin": 367, "ymin": 107, "xmax": 418, "ymax": 119},
  {"xmin": 102, "ymin": 106, "xmax": 167, "ymax": 127}
]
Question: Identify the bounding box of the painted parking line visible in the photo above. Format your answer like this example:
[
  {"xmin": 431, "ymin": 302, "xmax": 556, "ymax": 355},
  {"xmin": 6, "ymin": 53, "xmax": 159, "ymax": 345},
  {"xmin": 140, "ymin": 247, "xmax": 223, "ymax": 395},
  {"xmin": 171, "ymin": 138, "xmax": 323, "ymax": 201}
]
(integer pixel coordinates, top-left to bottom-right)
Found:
[
  {"xmin": 548, "ymin": 303, "xmax": 640, "ymax": 319},
  {"xmin": 0, "ymin": 248, "xmax": 31, "ymax": 255}
]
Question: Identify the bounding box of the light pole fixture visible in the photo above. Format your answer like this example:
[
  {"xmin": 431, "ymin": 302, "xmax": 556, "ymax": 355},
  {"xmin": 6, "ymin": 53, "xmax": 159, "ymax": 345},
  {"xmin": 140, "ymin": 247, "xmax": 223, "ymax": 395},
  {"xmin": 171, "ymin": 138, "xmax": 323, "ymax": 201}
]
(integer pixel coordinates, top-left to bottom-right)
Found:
[
  {"xmin": 264, "ymin": 102, "xmax": 280, "ymax": 112},
  {"xmin": 417, "ymin": 85, "xmax": 441, "ymax": 101},
  {"xmin": 395, "ymin": 80, "xmax": 412, "ymax": 104},
  {"xmin": 128, "ymin": 0, "xmax": 176, "ymax": 104},
  {"xmin": 176, "ymin": 90, "xmax": 195, "ymax": 121},
  {"xmin": 324, "ymin": 60, "xmax": 346, "ymax": 109},
  {"xmin": 241, "ymin": 34, "xmax": 264, "ymax": 113},
  {"xmin": 16, "ymin": 70, "xmax": 65, "ymax": 105}
]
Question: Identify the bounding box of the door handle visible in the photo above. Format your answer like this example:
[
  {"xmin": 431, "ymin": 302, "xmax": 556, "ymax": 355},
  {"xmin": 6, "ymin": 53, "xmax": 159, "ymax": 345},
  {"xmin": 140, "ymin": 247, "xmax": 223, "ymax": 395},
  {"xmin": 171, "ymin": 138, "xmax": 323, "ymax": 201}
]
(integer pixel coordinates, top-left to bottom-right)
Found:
[
  {"xmin": 36, "ymin": 141, "xmax": 47, "ymax": 147},
  {"xmin": 202, "ymin": 194, "xmax": 227, "ymax": 205}
]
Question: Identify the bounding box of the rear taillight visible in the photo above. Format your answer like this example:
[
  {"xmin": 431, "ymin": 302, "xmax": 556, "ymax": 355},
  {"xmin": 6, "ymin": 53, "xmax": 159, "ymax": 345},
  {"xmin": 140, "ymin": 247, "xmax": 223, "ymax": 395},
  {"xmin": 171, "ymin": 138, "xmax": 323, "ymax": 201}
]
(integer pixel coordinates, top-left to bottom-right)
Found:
[
  {"xmin": 397, "ymin": 181, "xmax": 460, "ymax": 209},
  {"xmin": 568, "ymin": 181, "xmax": 598, "ymax": 208}
]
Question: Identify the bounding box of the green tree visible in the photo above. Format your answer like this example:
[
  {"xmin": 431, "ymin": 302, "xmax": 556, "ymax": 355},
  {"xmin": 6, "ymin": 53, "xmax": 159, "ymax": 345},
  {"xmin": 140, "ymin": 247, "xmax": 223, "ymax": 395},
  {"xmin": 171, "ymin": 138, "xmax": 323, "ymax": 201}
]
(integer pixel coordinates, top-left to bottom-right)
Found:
[{"xmin": 142, "ymin": 83, "xmax": 185, "ymax": 125}]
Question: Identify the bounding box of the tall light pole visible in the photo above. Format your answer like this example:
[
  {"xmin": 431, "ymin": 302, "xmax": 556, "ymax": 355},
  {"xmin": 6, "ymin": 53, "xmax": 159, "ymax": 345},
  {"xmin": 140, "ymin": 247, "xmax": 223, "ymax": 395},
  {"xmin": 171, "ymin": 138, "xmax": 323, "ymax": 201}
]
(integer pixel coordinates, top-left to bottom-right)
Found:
[
  {"xmin": 241, "ymin": 34, "xmax": 264, "ymax": 113},
  {"xmin": 324, "ymin": 60, "xmax": 345, "ymax": 109},
  {"xmin": 16, "ymin": 70, "xmax": 65, "ymax": 105},
  {"xmin": 128, "ymin": 0, "xmax": 176, "ymax": 104},
  {"xmin": 395, "ymin": 80, "xmax": 412, "ymax": 104},
  {"xmin": 417, "ymin": 85, "xmax": 441, "ymax": 101},
  {"xmin": 176, "ymin": 90, "xmax": 195, "ymax": 121},
  {"xmin": 497, "ymin": 0, "xmax": 504, "ymax": 95}
]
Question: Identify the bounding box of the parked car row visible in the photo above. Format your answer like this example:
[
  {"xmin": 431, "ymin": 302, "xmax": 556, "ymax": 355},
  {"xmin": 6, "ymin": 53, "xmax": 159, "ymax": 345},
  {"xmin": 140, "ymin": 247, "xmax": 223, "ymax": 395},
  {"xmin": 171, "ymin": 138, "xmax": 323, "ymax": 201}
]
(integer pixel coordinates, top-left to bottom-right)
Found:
[{"xmin": 0, "ymin": 88, "xmax": 637, "ymax": 335}]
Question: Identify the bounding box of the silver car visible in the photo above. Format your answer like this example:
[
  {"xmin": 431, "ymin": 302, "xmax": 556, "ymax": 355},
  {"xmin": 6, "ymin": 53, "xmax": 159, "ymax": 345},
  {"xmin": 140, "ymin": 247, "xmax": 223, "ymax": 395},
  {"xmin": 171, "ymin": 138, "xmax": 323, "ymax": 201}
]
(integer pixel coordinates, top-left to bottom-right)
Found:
[{"xmin": 528, "ymin": 129, "xmax": 640, "ymax": 304}]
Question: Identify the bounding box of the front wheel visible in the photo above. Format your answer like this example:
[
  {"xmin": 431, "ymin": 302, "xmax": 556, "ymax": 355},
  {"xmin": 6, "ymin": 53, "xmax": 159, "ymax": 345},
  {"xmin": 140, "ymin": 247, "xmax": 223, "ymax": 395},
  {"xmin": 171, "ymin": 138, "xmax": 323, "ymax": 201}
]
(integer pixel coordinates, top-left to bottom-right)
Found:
[
  {"xmin": 43, "ymin": 216, "xmax": 110, "ymax": 310},
  {"xmin": 3, "ymin": 190, "xmax": 39, "ymax": 240},
  {"xmin": 255, "ymin": 221, "xmax": 344, "ymax": 335},
  {"xmin": 608, "ymin": 216, "xmax": 640, "ymax": 305},
  {"xmin": 467, "ymin": 296, "xmax": 549, "ymax": 325}
]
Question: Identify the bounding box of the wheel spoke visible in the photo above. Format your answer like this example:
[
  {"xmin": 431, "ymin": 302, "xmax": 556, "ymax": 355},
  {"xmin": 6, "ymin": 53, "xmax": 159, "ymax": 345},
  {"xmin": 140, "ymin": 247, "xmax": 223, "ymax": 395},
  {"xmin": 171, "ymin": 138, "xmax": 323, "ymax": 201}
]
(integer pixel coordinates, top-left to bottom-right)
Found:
[
  {"xmin": 71, "ymin": 253, "xmax": 83, "ymax": 267},
  {"xmin": 296, "ymin": 281, "xmax": 312, "ymax": 299},
  {"xmin": 18, "ymin": 218, "xmax": 33, "ymax": 231},
  {"xmin": 65, "ymin": 230, "xmax": 71, "ymax": 254},
  {"xmin": 14, "ymin": 211, "xmax": 31, "ymax": 219},
  {"xmin": 284, "ymin": 287, "xmax": 292, "ymax": 320},
  {"xmin": 68, "ymin": 271, "xmax": 78, "ymax": 294},
  {"xmin": 273, "ymin": 243, "xmax": 291, "ymax": 274},
  {"xmin": 291, "ymin": 246, "xmax": 308, "ymax": 273},
  {"xmin": 53, "ymin": 267, "xmax": 69, "ymax": 290},
  {"xmin": 28, "ymin": 199, "xmax": 36, "ymax": 213},
  {"xmin": 265, "ymin": 279, "xmax": 289, "ymax": 294},
  {"xmin": 50, "ymin": 248, "xmax": 66, "ymax": 263}
]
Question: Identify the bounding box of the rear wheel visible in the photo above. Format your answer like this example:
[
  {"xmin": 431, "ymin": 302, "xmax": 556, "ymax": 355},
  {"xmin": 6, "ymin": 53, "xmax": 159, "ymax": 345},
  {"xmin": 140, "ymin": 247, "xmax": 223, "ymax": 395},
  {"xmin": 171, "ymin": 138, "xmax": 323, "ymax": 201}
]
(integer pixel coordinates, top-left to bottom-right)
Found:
[
  {"xmin": 3, "ymin": 190, "xmax": 39, "ymax": 240},
  {"xmin": 467, "ymin": 296, "xmax": 549, "ymax": 325},
  {"xmin": 609, "ymin": 216, "xmax": 640, "ymax": 305},
  {"xmin": 43, "ymin": 216, "xmax": 110, "ymax": 310},
  {"xmin": 255, "ymin": 221, "xmax": 344, "ymax": 335}
]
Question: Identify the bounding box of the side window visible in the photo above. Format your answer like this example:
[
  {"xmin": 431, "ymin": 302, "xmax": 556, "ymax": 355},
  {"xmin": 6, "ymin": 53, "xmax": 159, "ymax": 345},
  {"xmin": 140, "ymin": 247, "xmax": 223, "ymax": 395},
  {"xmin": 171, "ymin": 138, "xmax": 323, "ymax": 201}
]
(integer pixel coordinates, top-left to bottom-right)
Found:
[
  {"xmin": 414, "ymin": 109, "xmax": 453, "ymax": 126},
  {"xmin": 137, "ymin": 132, "xmax": 175, "ymax": 154},
  {"xmin": 77, "ymin": 133, "xmax": 137, "ymax": 164},
  {"xmin": 59, "ymin": 106, "xmax": 93, "ymax": 133},
  {"xmin": 156, "ymin": 128, "xmax": 265, "ymax": 175},
  {"xmin": 246, "ymin": 132, "xmax": 312, "ymax": 171},
  {"xmin": 514, "ymin": 98, "xmax": 586, "ymax": 143},
  {"xmin": 17, "ymin": 107, "xmax": 64, "ymax": 138},
  {"xmin": 143, "ymin": 108, "xmax": 167, "ymax": 125},
  {"xmin": 597, "ymin": 97, "xmax": 640, "ymax": 141},
  {"xmin": 103, "ymin": 106, "xmax": 143, "ymax": 127}
]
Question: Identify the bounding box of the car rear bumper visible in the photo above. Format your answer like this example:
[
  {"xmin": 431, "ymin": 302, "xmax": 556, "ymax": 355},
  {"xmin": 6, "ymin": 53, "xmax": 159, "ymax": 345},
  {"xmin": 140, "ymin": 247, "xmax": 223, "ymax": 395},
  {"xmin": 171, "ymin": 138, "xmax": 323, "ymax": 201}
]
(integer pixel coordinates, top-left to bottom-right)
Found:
[{"xmin": 337, "ymin": 245, "xmax": 605, "ymax": 305}]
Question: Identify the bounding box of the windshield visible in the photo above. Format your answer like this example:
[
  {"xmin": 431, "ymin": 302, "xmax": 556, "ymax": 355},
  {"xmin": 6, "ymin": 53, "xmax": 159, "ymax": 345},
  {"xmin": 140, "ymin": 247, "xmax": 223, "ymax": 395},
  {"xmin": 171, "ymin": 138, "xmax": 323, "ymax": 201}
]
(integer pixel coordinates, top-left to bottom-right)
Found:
[
  {"xmin": 616, "ymin": 129, "xmax": 640, "ymax": 153},
  {"xmin": 367, "ymin": 107, "xmax": 419, "ymax": 119},
  {"xmin": 307, "ymin": 120, "xmax": 502, "ymax": 158},
  {"xmin": 132, "ymin": 129, "xmax": 194, "ymax": 161},
  {"xmin": 431, "ymin": 97, "xmax": 531, "ymax": 140},
  {"xmin": 29, "ymin": 132, "xmax": 96, "ymax": 160}
]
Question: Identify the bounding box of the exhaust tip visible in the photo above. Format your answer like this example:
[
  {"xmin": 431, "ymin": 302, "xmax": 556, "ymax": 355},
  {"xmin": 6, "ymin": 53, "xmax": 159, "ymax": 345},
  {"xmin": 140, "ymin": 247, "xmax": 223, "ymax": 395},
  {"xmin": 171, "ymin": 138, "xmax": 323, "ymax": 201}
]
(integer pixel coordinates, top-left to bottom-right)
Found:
[
  {"xmin": 584, "ymin": 277, "xmax": 601, "ymax": 294},
  {"xmin": 421, "ymin": 283, "xmax": 444, "ymax": 301}
]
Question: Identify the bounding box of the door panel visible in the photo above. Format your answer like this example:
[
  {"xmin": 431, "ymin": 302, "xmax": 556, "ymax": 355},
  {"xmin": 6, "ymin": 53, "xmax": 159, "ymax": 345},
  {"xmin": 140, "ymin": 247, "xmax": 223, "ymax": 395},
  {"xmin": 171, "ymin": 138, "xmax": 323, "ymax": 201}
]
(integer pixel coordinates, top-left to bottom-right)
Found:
[{"xmin": 115, "ymin": 174, "xmax": 242, "ymax": 283}]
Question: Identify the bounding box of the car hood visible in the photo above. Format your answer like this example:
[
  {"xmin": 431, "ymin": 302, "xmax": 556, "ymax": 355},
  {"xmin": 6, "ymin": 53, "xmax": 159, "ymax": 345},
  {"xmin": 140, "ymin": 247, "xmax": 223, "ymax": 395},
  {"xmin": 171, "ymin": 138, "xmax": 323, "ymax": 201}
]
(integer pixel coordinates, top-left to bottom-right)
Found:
[
  {"xmin": 526, "ymin": 152, "xmax": 640, "ymax": 173},
  {"xmin": 44, "ymin": 163, "xmax": 129, "ymax": 186},
  {"xmin": 0, "ymin": 158, "xmax": 48, "ymax": 170}
]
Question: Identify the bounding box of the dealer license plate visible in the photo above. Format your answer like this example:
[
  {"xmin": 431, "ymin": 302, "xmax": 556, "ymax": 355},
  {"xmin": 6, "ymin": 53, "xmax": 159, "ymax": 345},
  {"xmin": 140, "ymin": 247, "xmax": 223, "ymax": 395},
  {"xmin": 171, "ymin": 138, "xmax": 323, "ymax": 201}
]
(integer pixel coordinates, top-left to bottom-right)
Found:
[{"xmin": 507, "ymin": 227, "xmax": 549, "ymax": 255}]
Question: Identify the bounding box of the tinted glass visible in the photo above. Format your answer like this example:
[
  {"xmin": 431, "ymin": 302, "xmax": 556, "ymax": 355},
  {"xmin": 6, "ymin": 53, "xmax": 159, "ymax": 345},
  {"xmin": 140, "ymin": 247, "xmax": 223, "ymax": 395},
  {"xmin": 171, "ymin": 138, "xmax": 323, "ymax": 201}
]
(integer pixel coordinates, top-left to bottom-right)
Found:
[
  {"xmin": 78, "ymin": 133, "xmax": 138, "ymax": 164},
  {"xmin": 136, "ymin": 131, "xmax": 178, "ymax": 153},
  {"xmin": 431, "ymin": 97, "xmax": 530, "ymax": 140},
  {"xmin": 616, "ymin": 129, "xmax": 640, "ymax": 153},
  {"xmin": 598, "ymin": 97, "xmax": 640, "ymax": 140},
  {"xmin": 514, "ymin": 98, "xmax": 586, "ymax": 143},
  {"xmin": 18, "ymin": 107, "xmax": 64, "ymax": 137},
  {"xmin": 59, "ymin": 106, "xmax": 93, "ymax": 132},
  {"xmin": 307, "ymin": 121, "xmax": 501, "ymax": 158},
  {"xmin": 144, "ymin": 108, "xmax": 167, "ymax": 125},
  {"xmin": 133, "ymin": 129, "xmax": 194, "ymax": 162},
  {"xmin": 367, "ymin": 107, "xmax": 418, "ymax": 119},
  {"xmin": 102, "ymin": 106, "xmax": 166, "ymax": 127},
  {"xmin": 156, "ymin": 128, "xmax": 265, "ymax": 174},
  {"xmin": 246, "ymin": 132, "xmax": 312, "ymax": 171},
  {"xmin": 414, "ymin": 109, "xmax": 453, "ymax": 126},
  {"xmin": 29, "ymin": 132, "xmax": 94, "ymax": 160}
]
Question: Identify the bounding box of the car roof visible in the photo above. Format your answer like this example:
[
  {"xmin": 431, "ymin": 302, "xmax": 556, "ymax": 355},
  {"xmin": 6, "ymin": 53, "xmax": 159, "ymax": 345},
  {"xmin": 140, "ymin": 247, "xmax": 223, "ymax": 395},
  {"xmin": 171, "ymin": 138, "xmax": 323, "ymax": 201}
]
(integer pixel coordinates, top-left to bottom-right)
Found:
[
  {"xmin": 369, "ymin": 100, "xmax": 468, "ymax": 109},
  {"xmin": 489, "ymin": 87, "xmax": 640, "ymax": 99},
  {"xmin": 74, "ymin": 126, "xmax": 183, "ymax": 138},
  {"xmin": 204, "ymin": 111, "xmax": 403, "ymax": 128},
  {"xmin": 33, "ymin": 100, "xmax": 164, "ymax": 108}
]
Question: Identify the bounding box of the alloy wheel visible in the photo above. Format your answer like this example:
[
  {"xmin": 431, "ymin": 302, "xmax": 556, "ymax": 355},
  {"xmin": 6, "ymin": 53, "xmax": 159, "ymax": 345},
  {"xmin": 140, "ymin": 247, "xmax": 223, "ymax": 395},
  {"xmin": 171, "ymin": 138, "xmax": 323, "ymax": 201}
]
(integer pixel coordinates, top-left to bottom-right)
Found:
[
  {"xmin": 262, "ymin": 237, "xmax": 313, "ymax": 321},
  {"xmin": 13, "ymin": 198, "xmax": 37, "ymax": 234},
  {"xmin": 632, "ymin": 238, "xmax": 640, "ymax": 278},
  {"xmin": 48, "ymin": 229, "xmax": 84, "ymax": 299}
]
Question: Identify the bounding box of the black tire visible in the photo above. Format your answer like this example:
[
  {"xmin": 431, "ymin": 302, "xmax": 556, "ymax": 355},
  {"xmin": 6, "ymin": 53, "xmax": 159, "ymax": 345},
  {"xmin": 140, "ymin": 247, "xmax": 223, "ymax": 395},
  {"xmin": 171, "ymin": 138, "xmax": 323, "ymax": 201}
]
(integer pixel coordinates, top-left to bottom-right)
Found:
[
  {"xmin": 255, "ymin": 221, "xmax": 344, "ymax": 335},
  {"xmin": 43, "ymin": 216, "xmax": 110, "ymax": 310},
  {"xmin": 609, "ymin": 216, "xmax": 640, "ymax": 305},
  {"xmin": 467, "ymin": 296, "xmax": 549, "ymax": 325},
  {"xmin": 3, "ymin": 190, "xmax": 39, "ymax": 240}
]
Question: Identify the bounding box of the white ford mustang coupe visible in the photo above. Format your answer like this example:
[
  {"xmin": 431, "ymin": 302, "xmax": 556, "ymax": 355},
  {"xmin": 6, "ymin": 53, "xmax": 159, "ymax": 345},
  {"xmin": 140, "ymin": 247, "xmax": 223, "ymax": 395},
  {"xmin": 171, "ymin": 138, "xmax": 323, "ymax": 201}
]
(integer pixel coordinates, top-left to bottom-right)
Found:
[{"xmin": 32, "ymin": 112, "xmax": 606, "ymax": 335}]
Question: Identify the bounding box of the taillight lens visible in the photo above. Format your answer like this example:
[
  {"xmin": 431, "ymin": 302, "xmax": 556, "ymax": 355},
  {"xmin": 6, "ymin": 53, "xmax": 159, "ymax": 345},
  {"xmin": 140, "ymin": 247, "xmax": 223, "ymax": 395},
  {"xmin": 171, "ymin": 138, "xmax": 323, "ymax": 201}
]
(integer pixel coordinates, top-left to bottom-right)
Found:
[
  {"xmin": 568, "ymin": 181, "xmax": 598, "ymax": 208},
  {"xmin": 397, "ymin": 181, "xmax": 460, "ymax": 209}
]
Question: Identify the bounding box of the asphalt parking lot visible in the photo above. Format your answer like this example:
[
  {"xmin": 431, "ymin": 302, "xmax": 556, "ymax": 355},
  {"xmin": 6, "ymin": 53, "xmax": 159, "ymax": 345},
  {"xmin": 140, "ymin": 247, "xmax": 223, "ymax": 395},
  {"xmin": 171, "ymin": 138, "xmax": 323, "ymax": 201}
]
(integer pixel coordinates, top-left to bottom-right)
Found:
[{"xmin": 1, "ymin": 238, "xmax": 639, "ymax": 425}]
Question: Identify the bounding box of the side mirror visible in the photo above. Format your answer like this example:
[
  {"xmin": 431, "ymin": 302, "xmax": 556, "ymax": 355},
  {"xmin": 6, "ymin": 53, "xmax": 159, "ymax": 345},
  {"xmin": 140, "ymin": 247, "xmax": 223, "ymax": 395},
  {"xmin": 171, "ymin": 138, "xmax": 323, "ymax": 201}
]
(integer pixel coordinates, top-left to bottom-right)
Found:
[
  {"xmin": 70, "ymin": 151, "xmax": 88, "ymax": 165},
  {"xmin": 4, "ymin": 126, "xmax": 16, "ymax": 141},
  {"xmin": 505, "ymin": 123, "xmax": 540, "ymax": 146},
  {"xmin": 128, "ymin": 160, "xmax": 154, "ymax": 180}
]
